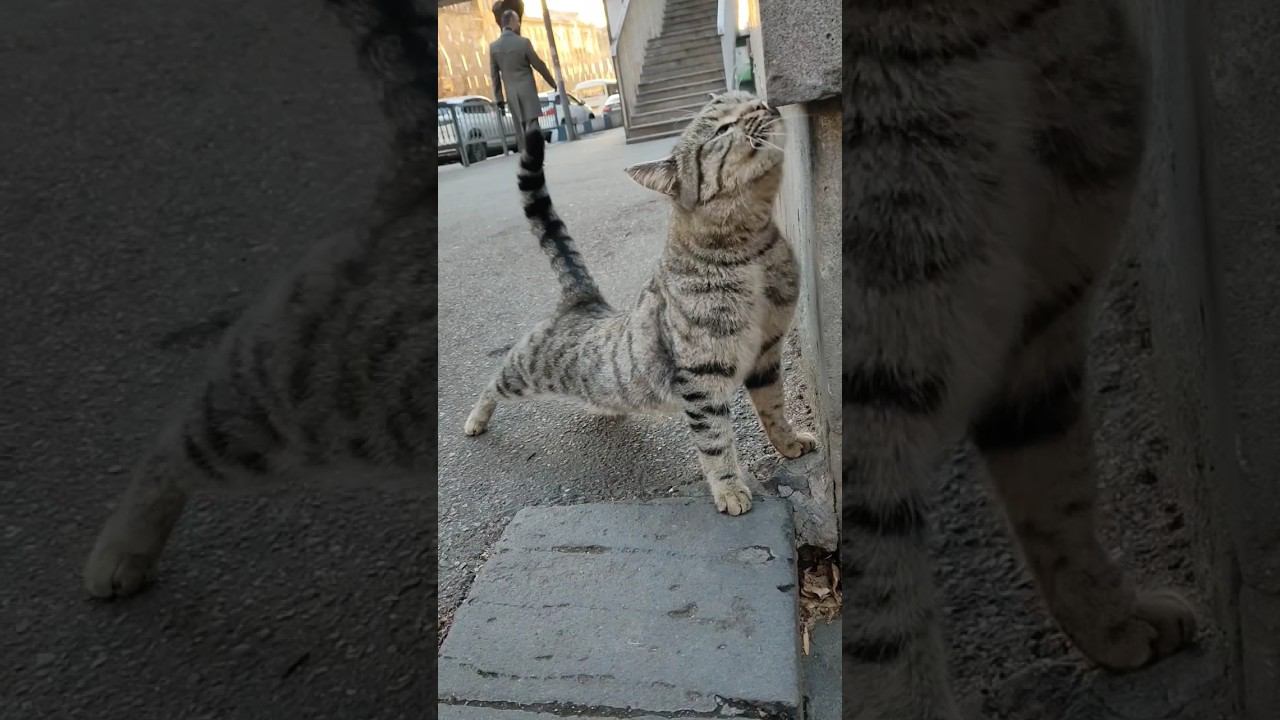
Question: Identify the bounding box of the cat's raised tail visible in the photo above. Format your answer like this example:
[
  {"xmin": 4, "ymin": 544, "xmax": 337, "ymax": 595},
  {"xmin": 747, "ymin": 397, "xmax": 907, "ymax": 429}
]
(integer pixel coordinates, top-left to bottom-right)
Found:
[{"xmin": 518, "ymin": 128, "xmax": 605, "ymax": 309}]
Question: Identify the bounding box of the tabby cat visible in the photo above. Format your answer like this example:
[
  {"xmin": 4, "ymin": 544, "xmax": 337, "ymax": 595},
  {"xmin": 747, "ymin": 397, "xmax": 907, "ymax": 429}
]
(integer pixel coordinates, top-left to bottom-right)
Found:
[
  {"xmin": 464, "ymin": 92, "xmax": 816, "ymax": 516},
  {"xmin": 844, "ymin": 1, "xmax": 1196, "ymax": 716},
  {"xmin": 82, "ymin": 0, "xmax": 436, "ymax": 599}
]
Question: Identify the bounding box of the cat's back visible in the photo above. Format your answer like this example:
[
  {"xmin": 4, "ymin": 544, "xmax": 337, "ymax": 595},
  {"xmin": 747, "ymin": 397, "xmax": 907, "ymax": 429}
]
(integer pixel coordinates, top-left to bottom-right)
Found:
[
  {"xmin": 1003, "ymin": 0, "xmax": 1148, "ymax": 192},
  {"xmin": 844, "ymin": 0, "xmax": 1145, "ymax": 282},
  {"xmin": 846, "ymin": 1, "xmax": 1145, "ymax": 174}
]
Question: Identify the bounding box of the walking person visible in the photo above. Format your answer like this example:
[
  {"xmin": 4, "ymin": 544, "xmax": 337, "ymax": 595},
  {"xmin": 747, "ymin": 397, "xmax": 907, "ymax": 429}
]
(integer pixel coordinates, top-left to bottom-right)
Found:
[
  {"xmin": 489, "ymin": 9, "xmax": 556, "ymax": 153},
  {"xmin": 490, "ymin": 0, "xmax": 523, "ymax": 28}
]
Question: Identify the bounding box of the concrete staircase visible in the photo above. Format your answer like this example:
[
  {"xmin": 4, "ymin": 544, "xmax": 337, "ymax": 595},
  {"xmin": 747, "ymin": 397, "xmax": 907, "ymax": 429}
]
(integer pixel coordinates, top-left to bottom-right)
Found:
[{"xmin": 625, "ymin": 0, "xmax": 726, "ymax": 144}]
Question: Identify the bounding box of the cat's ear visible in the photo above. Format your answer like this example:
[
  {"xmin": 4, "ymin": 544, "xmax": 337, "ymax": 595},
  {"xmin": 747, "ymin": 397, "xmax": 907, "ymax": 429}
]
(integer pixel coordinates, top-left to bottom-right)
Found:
[{"xmin": 624, "ymin": 157, "xmax": 679, "ymax": 197}]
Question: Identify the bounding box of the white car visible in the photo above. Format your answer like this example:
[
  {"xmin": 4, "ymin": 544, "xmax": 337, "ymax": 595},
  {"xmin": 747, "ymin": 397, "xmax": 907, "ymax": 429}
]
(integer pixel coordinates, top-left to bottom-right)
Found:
[
  {"xmin": 437, "ymin": 95, "xmax": 519, "ymax": 163},
  {"xmin": 573, "ymin": 78, "xmax": 619, "ymax": 115},
  {"xmin": 537, "ymin": 91, "xmax": 595, "ymax": 139},
  {"xmin": 600, "ymin": 93, "xmax": 622, "ymax": 118}
]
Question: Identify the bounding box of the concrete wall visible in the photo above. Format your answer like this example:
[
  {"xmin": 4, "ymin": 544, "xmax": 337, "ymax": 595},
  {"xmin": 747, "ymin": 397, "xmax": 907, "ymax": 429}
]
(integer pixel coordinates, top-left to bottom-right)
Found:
[
  {"xmin": 717, "ymin": 0, "xmax": 736, "ymax": 89},
  {"xmin": 754, "ymin": 0, "xmax": 841, "ymax": 548},
  {"xmin": 756, "ymin": 0, "xmax": 838, "ymax": 108},
  {"xmin": 604, "ymin": 0, "xmax": 626, "ymax": 45},
  {"xmin": 1131, "ymin": 1, "xmax": 1280, "ymax": 717}
]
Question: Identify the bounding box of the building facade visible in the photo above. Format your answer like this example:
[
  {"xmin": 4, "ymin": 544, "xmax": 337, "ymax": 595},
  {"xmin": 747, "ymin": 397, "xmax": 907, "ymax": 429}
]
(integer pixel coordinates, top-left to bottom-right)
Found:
[{"xmin": 439, "ymin": 0, "xmax": 614, "ymax": 100}]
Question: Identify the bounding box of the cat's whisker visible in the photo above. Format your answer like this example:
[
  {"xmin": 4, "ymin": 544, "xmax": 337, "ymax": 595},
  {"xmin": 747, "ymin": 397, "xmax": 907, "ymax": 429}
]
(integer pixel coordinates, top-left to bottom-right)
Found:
[{"xmin": 752, "ymin": 137, "xmax": 785, "ymax": 153}]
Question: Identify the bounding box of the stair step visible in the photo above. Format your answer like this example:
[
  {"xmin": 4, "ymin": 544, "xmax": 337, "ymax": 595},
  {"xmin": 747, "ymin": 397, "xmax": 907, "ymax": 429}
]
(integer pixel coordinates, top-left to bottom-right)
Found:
[
  {"xmin": 650, "ymin": 30, "xmax": 721, "ymax": 47},
  {"xmin": 664, "ymin": 11, "xmax": 717, "ymax": 25},
  {"xmin": 641, "ymin": 49, "xmax": 722, "ymax": 72},
  {"xmin": 647, "ymin": 35, "xmax": 721, "ymax": 54},
  {"xmin": 634, "ymin": 86, "xmax": 725, "ymax": 113},
  {"xmin": 646, "ymin": 42, "xmax": 720, "ymax": 60},
  {"xmin": 626, "ymin": 128, "xmax": 684, "ymax": 144},
  {"xmin": 640, "ymin": 47, "xmax": 721, "ymax": 69},
  {"xmin": 638, "ymin": 66, "xmax": 725, "ymax": 90},
  {"xmin": 628, "ymin": 100, "xmax": 708, "ymax": 126},
  {"xmin": 663, "ymin": 15, "xmax": 717, "ymax": 30},
  {"xmin": 665, "ymin": 1, "xmax": 719, "ymax": 12},
  {"xmin": 656, "ymin": 24, "xmax": 720, "ymax": 42},
  {"xmin": 642, "ymin": 64, "xmax": 721, "ymax": 85},
  {"xmin": 638, "ymin": 85, "xmax": 726, "ymax": 108},
  {"xmin": 664, "ymin": 7, "xmax": 718, "ymax": 22},
  {"xmin": 626, "ymin": 116, "xmax": 696, "ymax": 143}
]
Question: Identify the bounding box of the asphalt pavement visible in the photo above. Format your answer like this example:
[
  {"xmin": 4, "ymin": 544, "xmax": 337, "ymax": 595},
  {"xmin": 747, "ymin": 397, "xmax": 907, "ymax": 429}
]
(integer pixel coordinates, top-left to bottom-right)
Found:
[{"xmin": 1, "ymin": 2, "xmax": 430, "ymax": 718}]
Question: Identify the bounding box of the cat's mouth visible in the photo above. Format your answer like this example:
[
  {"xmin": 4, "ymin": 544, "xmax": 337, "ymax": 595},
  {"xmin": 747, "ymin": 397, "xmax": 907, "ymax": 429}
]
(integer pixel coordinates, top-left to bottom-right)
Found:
[{"xmin": 745, "ymin": 107, "xmax": 784, "ymax": 155}]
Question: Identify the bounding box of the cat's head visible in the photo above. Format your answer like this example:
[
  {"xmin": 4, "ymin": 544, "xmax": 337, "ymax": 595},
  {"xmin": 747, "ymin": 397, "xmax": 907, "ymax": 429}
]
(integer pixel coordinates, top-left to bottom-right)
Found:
[{"xmin": 623, "ymin": 91, "xmax": 783, "ymax": 212}]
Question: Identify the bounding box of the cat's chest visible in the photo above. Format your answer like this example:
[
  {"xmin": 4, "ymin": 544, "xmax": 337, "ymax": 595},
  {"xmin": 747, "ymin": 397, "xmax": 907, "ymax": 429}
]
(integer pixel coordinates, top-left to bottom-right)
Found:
[{"xmin": 686, "ymin": 265, "xmax": 768, "ymax": 371}]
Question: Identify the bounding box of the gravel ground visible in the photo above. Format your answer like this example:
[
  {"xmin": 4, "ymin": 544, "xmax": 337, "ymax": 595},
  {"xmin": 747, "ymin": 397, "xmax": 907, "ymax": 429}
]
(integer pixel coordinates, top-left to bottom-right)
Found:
[{"xmin": 1, "ymin": 2, "xmax": 431, "ymax": 717}]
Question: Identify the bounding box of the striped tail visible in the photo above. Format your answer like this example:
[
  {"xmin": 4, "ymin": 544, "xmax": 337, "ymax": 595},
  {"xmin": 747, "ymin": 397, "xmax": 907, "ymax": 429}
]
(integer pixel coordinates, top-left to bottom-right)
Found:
[
  {"xmin": 518, "ymin": 128, "xmax": 605, "ymax": 309},
  {"xmin": 324, "ymin": 0, "xmax": 435, "ymax": 227}
]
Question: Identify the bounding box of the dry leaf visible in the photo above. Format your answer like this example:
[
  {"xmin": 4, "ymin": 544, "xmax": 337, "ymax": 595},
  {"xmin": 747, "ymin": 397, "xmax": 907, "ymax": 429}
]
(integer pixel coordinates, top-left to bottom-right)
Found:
[{"xmin": 796, "ymin": 559, "xmax": 842, "ymax": 657}]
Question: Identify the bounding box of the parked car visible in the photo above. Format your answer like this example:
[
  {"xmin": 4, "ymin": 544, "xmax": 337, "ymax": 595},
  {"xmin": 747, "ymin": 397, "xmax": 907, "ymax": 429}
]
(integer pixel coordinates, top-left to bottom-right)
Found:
[
  {"xmin": 572, "ymin": 78, "xmax": 618, "ymax": 115},
  {"xmin": 600, "ymin": 93, "xmax": 622, "ymax": 117},
  {"xmin": 437, "ymin": 95, "xmax": 519, "ymax": 164},
  {"xmin": 537, "ymin": 91, "xmax": 594, "ymax": 139}
]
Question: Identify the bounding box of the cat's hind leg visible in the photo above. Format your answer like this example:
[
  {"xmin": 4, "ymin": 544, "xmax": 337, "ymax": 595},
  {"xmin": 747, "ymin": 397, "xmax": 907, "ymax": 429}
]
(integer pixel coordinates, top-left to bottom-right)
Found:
[
  {"xmin": 744, "ymin": 332, "xmax": 816, "ymax": 458},
  {"xmin": 975, "ymin": 283, "xmax": 1196, "ymax": 671}
]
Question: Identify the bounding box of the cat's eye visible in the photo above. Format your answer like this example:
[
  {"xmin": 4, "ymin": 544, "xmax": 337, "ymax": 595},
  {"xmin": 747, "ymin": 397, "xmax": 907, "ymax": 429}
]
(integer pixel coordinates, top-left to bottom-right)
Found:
[{"xmin": 713, "ymin": 123, "xmax": 732, "ymax": 137}]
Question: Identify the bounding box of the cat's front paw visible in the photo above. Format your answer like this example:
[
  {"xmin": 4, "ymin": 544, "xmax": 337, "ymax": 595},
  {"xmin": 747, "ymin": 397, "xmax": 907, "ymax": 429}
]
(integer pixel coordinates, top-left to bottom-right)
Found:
[
  {"xmin": 1074, "ymin": 589, "xmax": 1198, "ymax": 671},
  {"xmin": 463, "ymin": 412, "xmax": 489, "ymax": 436},
  {"xmin": 710, "ymin": 476, "xmax": 753, "ymax": 516},
  {"xmin": 775, "ymin": 431, "xmax": 817, "ymax": 459}
]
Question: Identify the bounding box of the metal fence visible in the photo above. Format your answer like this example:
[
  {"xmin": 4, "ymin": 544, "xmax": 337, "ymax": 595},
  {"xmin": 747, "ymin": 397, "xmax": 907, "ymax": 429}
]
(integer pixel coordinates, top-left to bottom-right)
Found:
[
  {"xmin": 438, "ymin": 98, "xmax": 624, "ymax": 168},
  {"xmin": 437, "ymin": 99, "xmax": 518, "ymax": 167}
]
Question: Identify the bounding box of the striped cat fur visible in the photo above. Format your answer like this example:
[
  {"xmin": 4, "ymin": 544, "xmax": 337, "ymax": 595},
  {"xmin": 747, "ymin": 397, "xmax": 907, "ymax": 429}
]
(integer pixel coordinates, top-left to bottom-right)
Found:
[
  {"xmin": 82, "ymin": 0, "xmax": 436, "ymax": 599},
  {"xmin": 465, "ymin": 91, "xmax": 817, "ymax": 516},
  {"xmin": 842, "ymin": 1, "xmax": 1196, "ymax": 716}
]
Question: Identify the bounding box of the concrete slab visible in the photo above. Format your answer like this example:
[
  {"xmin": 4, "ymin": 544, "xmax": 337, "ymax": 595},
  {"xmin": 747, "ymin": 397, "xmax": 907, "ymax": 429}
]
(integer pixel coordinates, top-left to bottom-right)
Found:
[
  {"xmin": 803, "ymin": 619, "xmax": 840, "ymax": 720},
  {"xmin": 438, "ymin": 498, "xmax": 803, "ymax": 718},
  {"xmin": 441, "ymin": 708, "xmax": 669, "ymax": 720}
]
